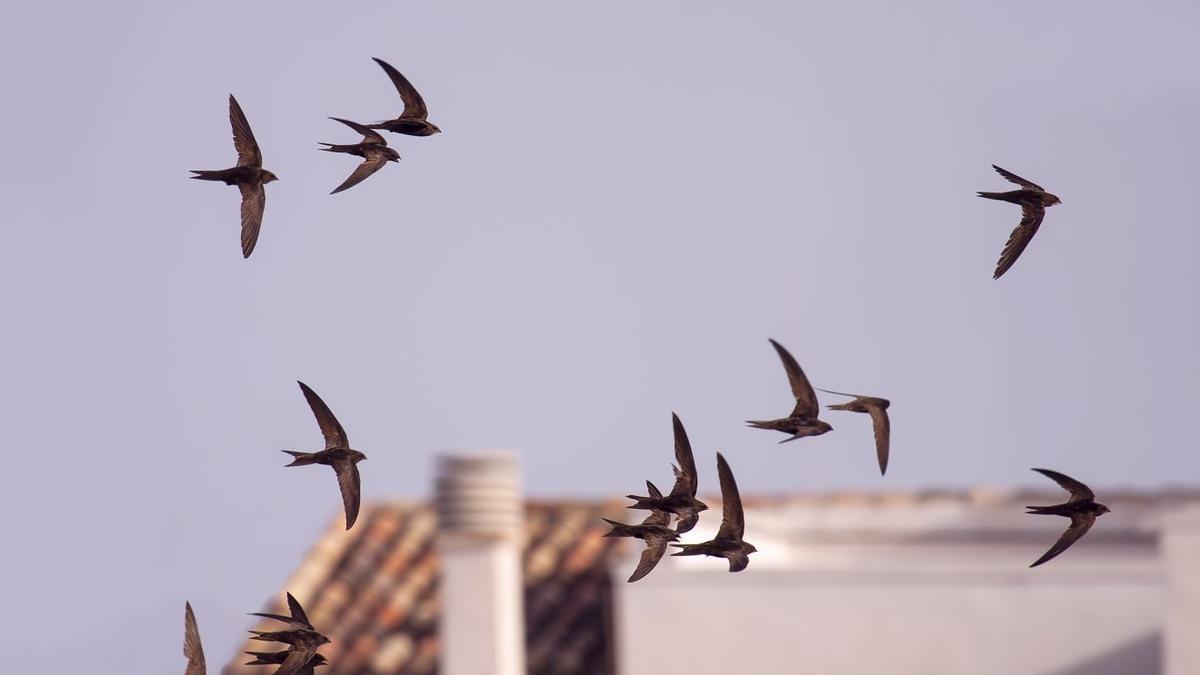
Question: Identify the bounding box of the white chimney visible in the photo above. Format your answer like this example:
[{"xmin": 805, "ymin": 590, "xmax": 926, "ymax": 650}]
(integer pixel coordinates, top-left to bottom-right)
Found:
[{"xmin": 436, "ymin": 452, "xmax": 525, "ymax": 675}]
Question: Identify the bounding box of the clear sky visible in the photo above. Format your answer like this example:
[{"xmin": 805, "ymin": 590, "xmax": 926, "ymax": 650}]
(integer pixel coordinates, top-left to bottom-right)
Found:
[{"xmin": 2, "ymin": 1, "xmax": 1198, "ymax": 673}]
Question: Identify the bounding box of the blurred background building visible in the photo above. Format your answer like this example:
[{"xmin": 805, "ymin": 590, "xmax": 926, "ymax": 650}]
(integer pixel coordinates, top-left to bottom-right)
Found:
[{"xmin": 223, "ymin": 453, "xmax": 1200, "ymax": 675}]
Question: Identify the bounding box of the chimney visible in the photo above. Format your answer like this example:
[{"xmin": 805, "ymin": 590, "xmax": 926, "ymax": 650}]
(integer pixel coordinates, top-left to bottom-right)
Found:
[{"xmin": 435, "ymin": 452, "xmax": 525, "ymax": 675}]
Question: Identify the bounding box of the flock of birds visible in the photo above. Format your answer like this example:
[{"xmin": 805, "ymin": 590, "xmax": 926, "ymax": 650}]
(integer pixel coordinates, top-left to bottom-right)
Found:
[{"xmin": 179, "ymin": 55, "xmax": 1107, "ymax": 674}]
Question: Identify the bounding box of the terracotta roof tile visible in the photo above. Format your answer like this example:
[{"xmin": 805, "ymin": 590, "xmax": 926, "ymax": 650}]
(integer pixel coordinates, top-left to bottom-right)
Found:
[{"xmin": 225, "ymin": 502, "xmax": 626, "ymax": 675}]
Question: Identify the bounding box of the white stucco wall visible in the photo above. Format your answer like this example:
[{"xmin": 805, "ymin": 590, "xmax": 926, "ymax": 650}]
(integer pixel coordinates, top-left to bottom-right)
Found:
[{"xmin": 615, "ymin": 497, "xmax": 1171, "ymax": 675}]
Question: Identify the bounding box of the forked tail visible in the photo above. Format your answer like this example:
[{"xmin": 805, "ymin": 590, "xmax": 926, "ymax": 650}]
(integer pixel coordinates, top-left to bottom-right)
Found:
[{"xmin": 282, "ymin": 450, "xmax": 318, "ymax": 466}]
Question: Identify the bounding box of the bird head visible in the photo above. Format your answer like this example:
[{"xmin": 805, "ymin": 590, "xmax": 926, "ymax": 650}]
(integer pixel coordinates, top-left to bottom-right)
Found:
[
  {"xmin": 385, "ymin": 148, "xmax": 402, "ymax": 162},
  {"xmin": 430, "ymin": 123, "xmax": 443, "ymax": 134},
  {"xmin": 350, "ymin": 450, "xmax": 368, "ymax": 463},
  {"xmin": 817, "ymin": 420, "xmax": 834, "ymax": 434},
  {"xmin": 1045, "ymin": 192, "xmax": 1061, "ymax": 207},
  {"xmin": 1097, "ymin": 503, "xmax": 1111, "ymax": 515},
  {"xmin": 261, "ymin": 170, "xmax": 280, "ymax": 184},
  {"xmin": 745, "ymin": 543, "xmax": 759, "ymax": 554}
]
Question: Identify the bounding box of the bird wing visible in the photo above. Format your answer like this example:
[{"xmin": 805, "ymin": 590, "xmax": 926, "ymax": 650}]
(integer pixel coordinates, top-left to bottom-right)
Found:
[
  {"xmin": 296, "ymin": 381, "xmax": 349, "ymax": 448},
  {"xmin": 673, "ymin": 509, "xmax": 700, "ymax": 534},
  {"xmin": 1030, "ymin": 512, "xmax": 1096, "ymax": 567},
  {"xmin": 329, "ymin": 117, "xmax": 387, "ymax": 145},
  {"xmin": 645, "ymin": 480, "xmax": 663, "ymax": 500},
  {"xmin": 330, "ymin": 154, "xmax": 390, "ymax": 195},
  {"xmin": 641, "ymin": 508, "xmax": 672, "ymax": 529},
  {"xmin": 627, "ymin": 536, "xmax": 670, "ymax": 583},
  {"xmin": 769, "ymin": 339, "xmax": 819, "ymax": 418},
  {"xmin": 727, "ymin": 550, "xmax": 751, "ymax": 573},
  {"xmin": 668, "ymin": 413, "xmax": 699, "ymax": 498},
  {"xmin": 992, "ymin": 164, "xmax": 1044, "ymax": 191},
  {"xmin": 274, "ymin": 643, "xmax": 318, "ymax": 675},
  {"xmin": 286, "ymin": 593, "xmax": 312, "ymax": 629},
  {"xmin": 237, "ymin": 182, "xmax": 265, "ymax": 259},
  {"xmin": 1032, "ymin": 468, "xmax": 1095, "ymax": 502},
  {"xmin": 183, "ymin": 602, "xmax": 207, "ymax": 675},
  {"xmin": 714, "ymin": 452, "xmax": 745, "ymax": 541},
  {"xmin": 992, "ymin": 203, "xmax": 1044, "ymax": 280},
  {"xmin": 333, "ymin": 459, "xmax": 362, "ymax": 530},
  {"xmin": 867, "ymin": 404, "xmax": 891, "ymax": 476},
  {"xmin": 228, "ymin": 95, "xmax": 262, "ymax": 168},
  {"xmin": 372, "ymin": 57, "xmax": 429, "ymax": 120}
]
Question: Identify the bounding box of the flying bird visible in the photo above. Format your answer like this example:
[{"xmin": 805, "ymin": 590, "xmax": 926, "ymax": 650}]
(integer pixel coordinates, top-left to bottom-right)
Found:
[
  {"xmin": 319, "ymin": 118, "xmax": 400, "ymax": 194},
  {"xmin": 977, "ymin": 164, "xmax": 1061, "ymax": 279},
  {"xmin": 365, "ymin": 58, "xmax": 442, "ymax": 136},
  {"xmin": 746, "ymin": 339, "xmax": 833, "ymax": 442},
  {"xmin": 247, "ymin": 630, "xmax": 330, "ymax": 675},
  {"xmin": 1027, "ymin": 468, "xmax": 1109, "ymax": 568},
  {"xmin": 604, "ymin": 481, "xmax": 680, "ymax": 582},
  {"xmin": 625, "ymin": 413, "xmax": 709, "ymax": 533},
  {"xmin": 244, "ymin": 651, "xmax": 328, "ymax": 675},
  {"xmin": 190, "ymin": 95, "xmax": 278, "ymax": 258},
  {"xmin": 183, "ymin": 602, "xmax": 206, "ymax": 675},
  {"xmin": 671, "ymin": 452, "xmax": 757, "ymax": 572},
  {"xmin": 284, "ymin": 381, "xmax": 368, "ymax": 529},
  {"xmin": 817, "ymin": 388, "xmax": 891, "ymax": 475}
]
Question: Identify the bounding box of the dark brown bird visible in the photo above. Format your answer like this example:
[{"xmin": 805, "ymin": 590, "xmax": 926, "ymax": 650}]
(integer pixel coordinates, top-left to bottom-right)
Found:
[
  {"xmin": 365, "ymin": 58, "xmax": 442, "ymax": 136},
  {"xmin": 604, "ymin": 481, "xmax": 680, "ymax": 582},
  {"xmin": 977, "ymin": 164, "xmax": 1061, "ymax": 279},
  {"xmin": 816, "ymin": 388, "xmax": 891, "ymax": 475},
  {"xmin": 190, "ymin": 95, "xmax": 278, "ymax": 258},
  {"xmin": 247, "ymin": 632, "xmax": 330, "ymax": 675},
  {"xmin": 625, "ymin": 413, "xmax": 709, "ymax": 533},
  {"xmin": 670, "ymin": 452, "xmax": 757, "ymax": 572},
  {"xmin": 747, "ymin": 339, "xmax": 833, "ymax": 442},
  {"xmin": 319, "ymin": 118, "xmax": 400, "ymax": 194},
  {"xmin": 249, "ymin": 592, "xmax": 315, "ymax": 631},
  {"xmin": 284, "ymin": 381, "xmax": 367, "ymax": 530},
  {"xmin": 183, "ymin": 602, "xmax": 207, "ymax": 675},
  {"xmin": 244, "ymin": 651, "xmax": 328, "ymax": 675},
  {"xmin": 1027, "ymin": 468, "xmax": 1109, "ymax": 568}
]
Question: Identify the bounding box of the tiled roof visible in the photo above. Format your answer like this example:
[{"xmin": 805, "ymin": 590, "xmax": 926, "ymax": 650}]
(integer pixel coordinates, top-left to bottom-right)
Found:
[{"xmin": 223, "ymin": 500, "xmax": 629, "ymax": 675}]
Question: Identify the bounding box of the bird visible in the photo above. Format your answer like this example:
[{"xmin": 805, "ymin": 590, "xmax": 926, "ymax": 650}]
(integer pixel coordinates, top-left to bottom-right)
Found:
[
  {"xmin": 365, "ymin": 57, "xmax": 442, "ymax": 136},
  {"xmin": 319, "ymin": 118, "xmax": 400, "ymax": 194},
  {"xmin": 284, "ymin": 381, "xmax": 368, "ymax": 530},
  {"xmin": 625, "ymin": 413, "xmax": 709, "ymax": 533},
  {"xmin": 816, "ymin": 388, "xmax": 891, "ymax": 475},
  {"xmin": 244, "ymin": 651, "xmax": 328, "ymax": 675},
  {"xmin": 183, "ymin": 602, "xmax": 207, "ymax": 675},
  {"xmin": 190, "ymin": 94, "xmax": 278, "ymax": 258},
  {"xmin": 1027, "ymin": 468, "xmax": 1110, "ymax": 568},
  {"xmin": 746, "ymin": 339, "xmax": 833, "ymax": 442},
  {"xmin": 977, "ymin": 164, "xmax": 1061, "ymax": 279},
  {"xmin": 671, "ymin": 452, "xmax": 757, "ymax": 572},
  {"xmin": 603, "ymin": 481, "xmax": 680, "ymax": 582},
  {"xmin": 249, "ymin": 592, "xmax": 316, "ymax": 631}
]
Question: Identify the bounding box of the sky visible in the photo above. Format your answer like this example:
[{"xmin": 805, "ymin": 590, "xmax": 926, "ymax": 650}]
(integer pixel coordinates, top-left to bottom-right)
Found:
[{"xmin": 2, "ymin": 1, "xmax": 1199, "ymax": 673}]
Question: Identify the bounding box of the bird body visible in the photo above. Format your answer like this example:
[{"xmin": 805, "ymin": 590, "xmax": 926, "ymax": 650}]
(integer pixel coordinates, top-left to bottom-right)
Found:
[
  {"xmin": 670, "ymin": 452, "xmax": 756, "ymax": 572},
  {"xmin": 320, "ymin": 118, "xmax": 400, "ymax": 194},
  {"xmin": 1026, "ymin": 468, "xmax": 1109, "ymax": 567},
  {"xmin": 977, "ymin": 165, "xmax": 1061, "ymax": 279},
  {"xmin": 747, "ymin": 339, "xmax": 833, "ymax": 443},
  {"xmin": 189, "ymin": 94, "xmax": 277, "ymax": 258},
  {"xmin": 285, "ymin": 381, "xmax": 367, "ymax": 530},
  {"xmin": 364, "ymin": 57, "xmax": 441, "ymax": 136}
]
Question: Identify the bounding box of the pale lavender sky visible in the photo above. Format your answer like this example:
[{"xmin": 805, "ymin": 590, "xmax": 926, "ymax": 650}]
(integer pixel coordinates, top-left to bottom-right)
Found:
[{"xmin": 2, "ymin": 1, "xmax": 1199, "ymax": 673}]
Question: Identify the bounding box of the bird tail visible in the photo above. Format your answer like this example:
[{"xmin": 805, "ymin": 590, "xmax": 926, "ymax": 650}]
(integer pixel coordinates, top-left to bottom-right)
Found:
[
  {"xmin": 189, "ymin": 169, "xmax": 225, "ymax": 180},
  {"xmin": 602, "ymin": 518, "xmax": 637, "ymax": 538},
  {"xmin": 745, "ymin": 419, "xmax": 774, "ymax": 430},
  {"xmin": 243, "ymin": 652, "xmax": 283, "ymax": 666},
  {"xmin": 825, "ymin": 402, "xmax": 854, "ymax": 412},
  {"xmin": 977, "ymin": 190, "xmax": 1025, "ymax": 204},
  {"xmin": 669, "ymin": 543, "xmax": 704, "ymax": 557},
  {"xmin": 282, "ymin": 450, "xmax": 318, "ymax": 466},
  {"xmin": 1025, "ymin": 505, "xmax": 1056, "ymax": 515},
  {"xmin": 625, "ymin": 494, "xmax": 663, "ymax": 511}
]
